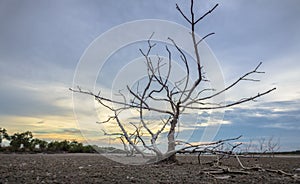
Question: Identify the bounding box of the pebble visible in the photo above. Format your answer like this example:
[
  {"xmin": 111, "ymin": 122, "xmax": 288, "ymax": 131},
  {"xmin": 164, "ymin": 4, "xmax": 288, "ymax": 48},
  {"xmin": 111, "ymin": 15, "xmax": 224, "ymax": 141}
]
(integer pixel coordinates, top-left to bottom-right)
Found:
[
  {"xmin": 215, "ymin": 175, "xmax": 231, "ymax": 179},
  {"xmin": 295, "ymin": 168, "xmax": 300, "ymax": 172}
]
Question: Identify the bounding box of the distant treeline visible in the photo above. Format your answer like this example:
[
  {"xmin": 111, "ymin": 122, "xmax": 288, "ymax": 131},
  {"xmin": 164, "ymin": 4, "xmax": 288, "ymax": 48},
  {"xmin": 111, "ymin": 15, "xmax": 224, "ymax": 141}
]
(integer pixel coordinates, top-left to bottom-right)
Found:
[
  {"xmin": 0, "ymin": 127, "xmax": 122, "ymax": 154},
  {"xmin": 240, "ymin": 150, "xmax": 300, "ymax": 155}
]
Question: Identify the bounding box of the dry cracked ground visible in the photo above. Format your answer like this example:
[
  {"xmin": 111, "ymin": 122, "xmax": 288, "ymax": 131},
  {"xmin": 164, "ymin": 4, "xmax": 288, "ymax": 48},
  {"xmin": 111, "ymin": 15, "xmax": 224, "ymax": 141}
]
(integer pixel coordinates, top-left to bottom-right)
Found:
[{"xmin": 0, "ymin": 153, "xmax": 300, "ymax": 183}]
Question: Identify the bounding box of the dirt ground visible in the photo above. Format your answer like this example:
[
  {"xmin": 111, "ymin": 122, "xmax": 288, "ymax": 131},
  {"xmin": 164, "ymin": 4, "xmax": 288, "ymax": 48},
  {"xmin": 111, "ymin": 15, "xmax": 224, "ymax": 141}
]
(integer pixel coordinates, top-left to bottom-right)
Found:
[{"xmin": 0, "ymin": 153, "xmax": 299, "ymax": 184}]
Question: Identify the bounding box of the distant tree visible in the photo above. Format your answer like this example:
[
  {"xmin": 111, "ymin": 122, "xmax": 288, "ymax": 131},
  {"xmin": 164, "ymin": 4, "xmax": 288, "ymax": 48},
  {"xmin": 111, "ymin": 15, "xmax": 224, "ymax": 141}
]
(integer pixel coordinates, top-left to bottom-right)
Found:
[
  {"xmin": 52, "ymin": 140, "xmax": 68, "ymax": 152},
  {"xmin": 257, "ymin": 137, "xmax": 267, "ymax": 154},
  {"xmin": 242, "ymin": 138, "xmax": 253, "ymax": 153},
  {"xmin": 68, "ymin": 140, "xmax": 83, "ymax": 153},
  {"xmin": 0, "ymin": 128, "xmax": 10, "ymax": 147},
  {"xmin": 267, "ymin": 136, "xmax": 280, "ymax": 157},
  {"xmin": 9, "ymin": 131, "xmax": 33, "ymax": 151},
  {"xmin": 38, "ymin": 139, "xmax": 48, "ymax": 151},
  {"xmin": 59, "ymin": 140, "xmax": 71, "ymax": 152},
  {"xmin": 0, "ymin": 128, "xmax": 98, "ymax": 153},
  {"xmin": 82, "ymin": 145, "xmax": 96, "ymax": 153},
  {"xmin": 47, "ymin": 141, "xmax": 59, "ymax": 152},
  {"xmin": 48, "ymin": 140, "xmax": 70, "ymax": 152},
  {"xmin": 30, "ymin": 138, "xmax": 48, "ymax": 152},
  {"xmin": 70, "ymin": 0, "xmax": 275, "ymax": 163}
]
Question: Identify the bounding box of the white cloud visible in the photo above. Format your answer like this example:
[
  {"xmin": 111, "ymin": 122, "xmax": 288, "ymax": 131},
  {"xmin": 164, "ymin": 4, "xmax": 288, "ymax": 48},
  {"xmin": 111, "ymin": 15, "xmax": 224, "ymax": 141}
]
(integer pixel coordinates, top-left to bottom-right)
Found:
[
  {"xmin": 196, "ymin": 120, "xmax": 231, "ymax": 127},
  {"xmin": 262, "ymin": 123, "xmax": 300, "ymax": 131}
]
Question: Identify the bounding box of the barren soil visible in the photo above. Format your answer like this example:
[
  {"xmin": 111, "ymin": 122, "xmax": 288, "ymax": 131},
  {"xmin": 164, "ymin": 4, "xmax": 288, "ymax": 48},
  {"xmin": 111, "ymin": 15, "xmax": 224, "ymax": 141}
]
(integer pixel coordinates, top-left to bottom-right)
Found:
[{"xmin": 0, "ymin": 153, "xmax": 299, "ymax": 183}]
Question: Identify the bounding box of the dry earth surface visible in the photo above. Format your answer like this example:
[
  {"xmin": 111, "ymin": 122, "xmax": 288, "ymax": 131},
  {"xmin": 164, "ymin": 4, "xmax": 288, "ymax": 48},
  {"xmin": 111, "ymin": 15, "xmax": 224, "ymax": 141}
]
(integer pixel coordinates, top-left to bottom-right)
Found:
[{"xmin": 0, "ymin": 153, "xmax": 299, "ymax": 183}]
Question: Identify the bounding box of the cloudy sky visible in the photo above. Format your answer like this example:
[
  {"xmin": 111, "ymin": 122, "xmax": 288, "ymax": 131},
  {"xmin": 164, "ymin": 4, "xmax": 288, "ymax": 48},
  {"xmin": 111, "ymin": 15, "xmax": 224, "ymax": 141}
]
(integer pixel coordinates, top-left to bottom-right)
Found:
[{"xmin": 0, "ymin": 0, "xmax": 299, "ymax": 151}]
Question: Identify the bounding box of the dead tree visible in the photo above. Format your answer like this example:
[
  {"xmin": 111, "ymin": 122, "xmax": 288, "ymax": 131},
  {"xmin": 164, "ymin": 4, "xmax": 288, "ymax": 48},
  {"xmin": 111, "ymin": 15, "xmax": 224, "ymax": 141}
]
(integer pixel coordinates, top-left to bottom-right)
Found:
[
  {"xmin": 267, "ymin": 136, "xmax": 280, "ymax": 157},
  {"xmin": 243, "ymin": 138, "xmax": 253, "ymax": 154},
  {"xmin": 70, "ymin": 0, "xmax": 276, "ymax": 163},
  {"xmin": 257, "ymin": 137, "xmax": 267, "ymax": 154}
]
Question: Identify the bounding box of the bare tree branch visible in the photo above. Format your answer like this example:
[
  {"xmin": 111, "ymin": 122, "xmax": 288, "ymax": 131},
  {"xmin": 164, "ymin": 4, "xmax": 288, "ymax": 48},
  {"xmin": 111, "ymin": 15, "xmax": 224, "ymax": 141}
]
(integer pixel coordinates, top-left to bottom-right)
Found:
[
  {"xmin": 197, "ymin": 32, "xmax": 215, "ymax": 45},
  {"xmin": 182, "ymin": 87, "xmax": 276, "ymax": 110},
  {"xmin": 176, "ymin": 3, "xmax": 192, "ymax": 24},
  {"xmin": 195, "ymin": 4, "xmax": 219, "ymax": 24}
]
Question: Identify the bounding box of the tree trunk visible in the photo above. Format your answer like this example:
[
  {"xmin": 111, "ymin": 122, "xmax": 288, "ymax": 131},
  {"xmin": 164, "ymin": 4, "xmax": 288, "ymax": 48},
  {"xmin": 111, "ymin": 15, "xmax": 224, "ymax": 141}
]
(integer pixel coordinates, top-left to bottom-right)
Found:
[{"xmin": 166, "ymin": 118, "xmax": 178, "ymax": 163}]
